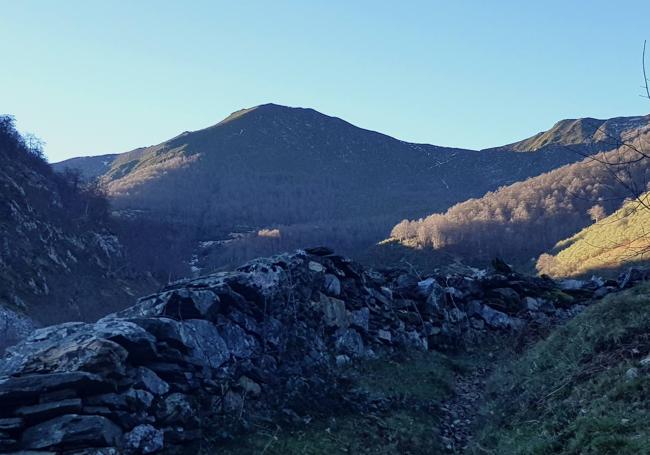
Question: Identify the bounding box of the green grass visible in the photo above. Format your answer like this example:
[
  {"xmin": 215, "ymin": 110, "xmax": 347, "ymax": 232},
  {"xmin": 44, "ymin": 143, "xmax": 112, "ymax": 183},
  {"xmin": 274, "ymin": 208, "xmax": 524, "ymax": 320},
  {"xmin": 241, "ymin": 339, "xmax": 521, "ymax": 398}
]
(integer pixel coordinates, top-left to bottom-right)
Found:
[
  {"xmin": 200, "ymin": 350, "xmax": 460, "ymax": 454},
  {"xmin": 474, "ymin": 283, "xmax": 650, "ymax": 455},
  {"xmin": 537, "ymin": 197, "xmax": 650, "ymax": 278}
]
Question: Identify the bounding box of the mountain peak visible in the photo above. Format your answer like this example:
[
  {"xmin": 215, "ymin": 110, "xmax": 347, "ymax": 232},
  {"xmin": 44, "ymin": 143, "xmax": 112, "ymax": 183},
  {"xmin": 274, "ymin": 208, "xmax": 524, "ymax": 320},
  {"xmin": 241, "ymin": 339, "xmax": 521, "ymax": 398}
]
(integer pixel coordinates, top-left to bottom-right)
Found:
[
  {"xmin": 217, "ymin": 103, "xmax": 311, "ymax": 126},
  {"xmin": 486, "ymin": 114, "xmax": 650, "ymax": 153}
]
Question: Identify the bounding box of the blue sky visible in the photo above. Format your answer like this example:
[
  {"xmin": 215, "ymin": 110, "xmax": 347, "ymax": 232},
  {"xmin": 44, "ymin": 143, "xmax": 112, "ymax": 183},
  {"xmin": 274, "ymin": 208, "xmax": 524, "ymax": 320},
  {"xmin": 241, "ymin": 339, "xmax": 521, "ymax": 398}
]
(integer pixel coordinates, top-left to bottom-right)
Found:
[{"xmin": 1, "ymin": 1, "xmax": 649, "ymax": 162}]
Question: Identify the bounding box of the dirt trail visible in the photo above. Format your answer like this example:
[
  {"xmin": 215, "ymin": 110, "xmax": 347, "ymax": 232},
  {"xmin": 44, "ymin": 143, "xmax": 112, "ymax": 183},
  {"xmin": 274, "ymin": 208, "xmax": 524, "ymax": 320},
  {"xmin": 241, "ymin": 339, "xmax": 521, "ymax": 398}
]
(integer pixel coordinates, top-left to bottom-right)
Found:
[{"xmin": 439, "ymin": 359, "xmax": 492, "ymax": 453}]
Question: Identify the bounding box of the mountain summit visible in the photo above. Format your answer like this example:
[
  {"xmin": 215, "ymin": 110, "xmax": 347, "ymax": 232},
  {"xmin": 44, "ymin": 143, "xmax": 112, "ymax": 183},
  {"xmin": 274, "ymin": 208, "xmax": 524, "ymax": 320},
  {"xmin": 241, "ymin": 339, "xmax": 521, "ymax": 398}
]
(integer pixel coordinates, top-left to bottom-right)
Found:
[
  {"xmin": 486, "ymin": 114, "xmax": 650, "ymax": 153},
  {"xmin": 55, "ymin": 104, "xmax": 635, "ymax": 273}
]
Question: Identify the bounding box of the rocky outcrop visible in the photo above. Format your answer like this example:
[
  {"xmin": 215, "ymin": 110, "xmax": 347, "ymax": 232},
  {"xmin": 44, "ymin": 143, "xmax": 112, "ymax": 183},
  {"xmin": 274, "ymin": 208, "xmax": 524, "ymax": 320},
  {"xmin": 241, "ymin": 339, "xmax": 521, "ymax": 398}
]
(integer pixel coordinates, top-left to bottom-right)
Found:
[
  {"xmin": 0, "ymin": 248, "xmax": 630, "ymax": 453},
  {"xmin": 0, "ymin": 126, "xmax": 158, "ymax": 338}
]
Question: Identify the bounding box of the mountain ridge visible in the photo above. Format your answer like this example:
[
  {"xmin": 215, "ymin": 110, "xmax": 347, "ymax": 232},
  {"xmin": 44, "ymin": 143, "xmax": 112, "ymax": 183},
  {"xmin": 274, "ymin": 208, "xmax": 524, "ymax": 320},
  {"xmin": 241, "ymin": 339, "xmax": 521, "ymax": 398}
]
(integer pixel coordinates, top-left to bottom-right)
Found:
[
  {"xmin": 484, "ymin": 114, "xmax": 650, "ymax": 153},
  {"xmin": 53, "ymin": 104, "xmax": 650, "ymax": 275}
]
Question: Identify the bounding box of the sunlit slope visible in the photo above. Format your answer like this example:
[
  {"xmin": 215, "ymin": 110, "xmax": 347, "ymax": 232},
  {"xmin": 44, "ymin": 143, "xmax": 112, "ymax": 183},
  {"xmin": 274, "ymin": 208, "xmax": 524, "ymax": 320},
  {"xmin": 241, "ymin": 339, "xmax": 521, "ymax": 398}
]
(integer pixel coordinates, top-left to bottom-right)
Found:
[{"xmin": 537, "ymin": 195, "xmax": 650, "ymax": 277}]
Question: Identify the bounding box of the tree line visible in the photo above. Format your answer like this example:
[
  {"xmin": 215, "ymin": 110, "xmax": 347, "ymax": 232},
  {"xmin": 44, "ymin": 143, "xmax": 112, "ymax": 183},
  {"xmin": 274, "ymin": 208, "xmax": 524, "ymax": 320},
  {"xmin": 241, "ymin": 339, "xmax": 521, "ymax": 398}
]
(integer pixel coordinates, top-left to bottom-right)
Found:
[{"xmin": 390, "ymin": 133, "xmax": 650, "ymax": 267}]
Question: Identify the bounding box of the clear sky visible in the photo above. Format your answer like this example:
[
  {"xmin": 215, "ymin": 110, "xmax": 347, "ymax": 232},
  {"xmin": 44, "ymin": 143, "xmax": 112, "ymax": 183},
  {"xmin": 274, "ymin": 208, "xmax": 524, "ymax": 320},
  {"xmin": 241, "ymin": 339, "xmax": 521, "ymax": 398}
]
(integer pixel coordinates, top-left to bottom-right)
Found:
[{"xmin": 1, "ymin": 1, "xmax": 649, "ymax": 162}]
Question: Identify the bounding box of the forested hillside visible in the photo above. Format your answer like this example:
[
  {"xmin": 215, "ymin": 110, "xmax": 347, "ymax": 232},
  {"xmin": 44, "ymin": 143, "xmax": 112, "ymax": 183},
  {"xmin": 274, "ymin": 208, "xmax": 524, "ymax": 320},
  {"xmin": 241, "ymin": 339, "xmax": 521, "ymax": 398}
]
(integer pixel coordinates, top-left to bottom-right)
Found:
[
  {"xmin": 0, "ymin": 116, "xmax": 155, "ymax": 346},
  {"xmin": 388, "ymin": 125, "xmax": 650, "ymax": 268},
  {"xmin": 55, "ymin": 104, "xmax": 622, "ymax": 275}
]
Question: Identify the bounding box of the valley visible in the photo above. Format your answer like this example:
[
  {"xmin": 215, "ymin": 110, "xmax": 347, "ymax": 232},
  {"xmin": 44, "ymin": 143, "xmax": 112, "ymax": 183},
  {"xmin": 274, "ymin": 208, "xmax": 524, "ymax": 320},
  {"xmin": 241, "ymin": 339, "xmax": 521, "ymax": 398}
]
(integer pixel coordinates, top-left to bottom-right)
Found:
[
  {"xmin": 3, "ymin": 100, "xmax": 650, "ymax": 455},
  {"xmin": 4, "ymin": 3, "xmax": 650, "ymax": 453},
  {"xmin": 53, "ymin": 105, "xmax": 650, "ymax": 281}
]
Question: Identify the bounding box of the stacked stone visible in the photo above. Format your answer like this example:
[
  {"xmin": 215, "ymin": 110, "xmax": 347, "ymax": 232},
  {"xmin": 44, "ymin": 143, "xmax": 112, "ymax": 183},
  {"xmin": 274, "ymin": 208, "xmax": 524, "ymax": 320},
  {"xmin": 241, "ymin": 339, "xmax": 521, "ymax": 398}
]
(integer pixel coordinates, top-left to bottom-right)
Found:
[{"xmin": 0, "ymin": 248, "xmax": 610, "ymax": 453}]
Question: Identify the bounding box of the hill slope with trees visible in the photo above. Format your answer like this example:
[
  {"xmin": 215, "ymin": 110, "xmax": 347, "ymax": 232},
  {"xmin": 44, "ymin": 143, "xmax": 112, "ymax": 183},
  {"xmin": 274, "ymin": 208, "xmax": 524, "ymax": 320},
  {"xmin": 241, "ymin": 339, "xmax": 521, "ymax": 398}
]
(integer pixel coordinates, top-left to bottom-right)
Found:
[
  {"xmin": 0, "ymin": 116, "xmax": 155, "ymax": 347},
  {"xmin": 387, "ymin": 119, "xmax": 650, "ymax": 269},
  {"xmin": 55, "ymin": 104, "xmax": 620, "ymax": 274}
]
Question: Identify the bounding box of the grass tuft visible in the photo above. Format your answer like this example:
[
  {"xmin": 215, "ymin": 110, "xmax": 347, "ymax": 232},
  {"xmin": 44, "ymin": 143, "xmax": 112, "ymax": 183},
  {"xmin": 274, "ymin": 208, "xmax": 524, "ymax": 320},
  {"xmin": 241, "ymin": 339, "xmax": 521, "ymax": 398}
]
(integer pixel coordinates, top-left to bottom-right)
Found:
[{"xmin": 474, "ymin": 283, "xmax": 650, "ymax": 454}]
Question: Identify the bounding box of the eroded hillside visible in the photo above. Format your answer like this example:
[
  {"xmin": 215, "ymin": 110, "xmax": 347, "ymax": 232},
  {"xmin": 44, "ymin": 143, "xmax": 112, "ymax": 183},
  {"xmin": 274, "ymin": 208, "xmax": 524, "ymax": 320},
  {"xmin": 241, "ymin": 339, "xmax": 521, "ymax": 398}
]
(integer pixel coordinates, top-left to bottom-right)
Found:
[{"xmin": 0, "ymin": 117, "xmax": 156, "ymax": 347}]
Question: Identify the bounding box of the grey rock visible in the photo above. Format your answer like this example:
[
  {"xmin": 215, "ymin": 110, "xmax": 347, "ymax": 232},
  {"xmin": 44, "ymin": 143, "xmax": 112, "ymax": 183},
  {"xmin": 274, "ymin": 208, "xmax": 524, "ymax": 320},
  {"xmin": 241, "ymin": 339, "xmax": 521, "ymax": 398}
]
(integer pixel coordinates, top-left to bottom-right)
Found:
[
  {"xmin": 218, "ymin": 322, "xmax": 257, "ymax": 359},
  {"xmin": 423, "ymin": 282, "xmax": 446, "ymax": 314},
  {"xmin": 445, "ymin": 307, "xmax": 466, "ymax": 323},
  {"xmin": 222, "ymin": 391, "xmax": 243, "ymax": 413},
  {"xmin": 161, "ymin": 289, "xmax": 220, "ymax": 321},
  {"xmin": 125, "ymin": 389, "xmax": 154, "ymax": 410},
  {"xmin": 618, "ymin": 267, "xmax": 650, "ymax": 288},
  {"xmin": 0, "ymin": 417, "xmax": 23, "ymax": 432},
  {"xmin": 625, "ymin": 367, "xmax": 640, "ymax": 380},
  {"xmin": 308, "ymin": 261, "xmax": 324, "ymax": 273},
  {"xmin": 559, "ymin": 279, "xmax": 587, "ymax": 291},
  {"xmin": 85, "ymin": 393, "xmax": 128, "ymax": 410},
  {"xmin": 335, "ymin": 329, "xmax": 364, "ymax": 357},
  {"xmin": 21, "ymin": 415, "xmax": 122, "ymax": 450},
  {"xmin": 234, "ymin": 256, "xmax": 292, "ymax": 299},
  {"xmin": 590, "ymin": 275, "xmax": 605, "ymax": 288},
  {"xmin": 1, "ymin": 325, "xmax": 129, "ymax": 377},
  {"xmin": 81, "ymin": 406, "xmax": 113, "ymax": 417},
  {"xmin": 67, "ymin": 448, "xmax": 120, "ymax": 454},
  {"xmin": 509, "ymin": 317, "xmax": 526, "ymax": 332},
  {"xmin": 335, "ymin": 355, "xmax": 351, "ymax": 366},
  {"xmin": 423, "ymin": 322, "xmax": 441, "ymax": 336},
  {"xmin": 367, "ymin": 287, "xmax": 392, "ymax": 306},
  {"xmin": 532, "ymin": 312, "xmax": 551, "ymax": 327},
  {"xmin": 593, "ymin": 287, "xmax": 611, "ymax": 299},
  {"xmin": 93, "ymin": 319, "xmax": 158, "ymax": 362},
  {"xmin": 538, "ymin": 299, "xmax": 556, "ymax": 314},
  {"xmin": 377, "ymin": 329, "xmax": 392, "ymax": 343},
  {"xmin": 350, "ymin": 307, "xmax": 370, "ymax": 332},
  {"xmin": 445, "ymin": 286, "xmax": 465, "ymax": 301},
  {"xmin": 323, "ymin": 274, "xmax": 341, "ymax": 296},
  {"xmin": 15, "ymin": 399, "xmax": 82, "ymax": 422},
  {"xmin": 179, "ymin": 319, "xmax": 229, "ymax": 369},
  {"xmin": 470, "ymin": 317, "xmax": 485, "ymax": 330},
  {"xmin": 395, "ymin": 273, "xmax": 418, "ymax": 295},
  {"xmin": 155, "ymin": 393, "xmax": 195, "ymax": 426},
  {"xmin": 491, "ymin": 288, "xmax": 521, "ymax": 310},
  {"xmin": 416, "ymin": 277, "xmax": 438, "ymax": 297},
  {"xmin": 0, "ymin": 322, "xmax": 116, "ymax": 376},
  {"xmin": 124, "ymin": 318, "xmax": 185, "ymax": 349},
  {"xmin": 237, "ymin": 376, "xmax": 261, "ymax": 397},
  {"xmin": 640, "ymin": 355, "xmax": 650, "ymax": 367},
  {"xmin": 465, "ymin": 300, "xmax": 483, "ymax": 317},
  {"xmin": 319, "ymin": 293, "xmax": 349, "ymax": 328},
  {"xmin": 404, "ymin": 330, "xmax": 428, "ymax": 350},
  {"xmin": 0, "ymin": 372, "xmax": 107, "ymax": 406},
  {"xmin": 38, "ymin": 388, "xmax": 77, "ymax": 403},
  {"xmin": 479, "ymin": 305, "xmax": 511, "ymax": 329},
  {"xmin": 124, "ymin": 424, "xmax": 164, "ymax": 454},
  {"xmin": 523, "ymin": 296, "xmax": 540, "ymax": 311},
  {"xmin": 132, "ymin": 367, "xmax": 169, "ymax": 396}
]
